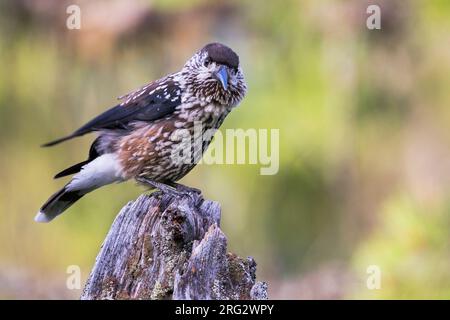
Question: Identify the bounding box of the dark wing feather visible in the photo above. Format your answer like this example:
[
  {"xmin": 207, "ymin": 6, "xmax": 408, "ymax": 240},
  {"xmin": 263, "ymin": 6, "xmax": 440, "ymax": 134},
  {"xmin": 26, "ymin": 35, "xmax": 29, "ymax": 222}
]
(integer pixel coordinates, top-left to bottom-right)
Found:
[
  {"xmin": 53, "ymin": 137, "xmax": 101, "ymax": 179},
  {"xmin": 42, "ymin": 78, "xmax": 182, "ymax": 147}
]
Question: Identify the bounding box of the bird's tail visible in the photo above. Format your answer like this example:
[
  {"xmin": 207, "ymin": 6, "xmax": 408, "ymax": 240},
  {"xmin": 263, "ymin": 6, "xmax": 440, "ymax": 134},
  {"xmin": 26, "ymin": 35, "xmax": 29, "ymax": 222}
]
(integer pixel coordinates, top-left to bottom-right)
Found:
[
  {"xmin": 35, "ymin": 153, "xmax": 124, "ymax": 223},
  {"xmin": 35, "ymin": 185, "xmax": 86, "ymax": 223}
]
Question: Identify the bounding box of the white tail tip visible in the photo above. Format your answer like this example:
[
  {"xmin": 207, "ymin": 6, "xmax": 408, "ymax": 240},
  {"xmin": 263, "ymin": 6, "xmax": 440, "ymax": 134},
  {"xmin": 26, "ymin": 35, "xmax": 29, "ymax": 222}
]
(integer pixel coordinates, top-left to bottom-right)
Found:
[{"xmin": 34, "ymin": 211, "xmax": 51, "ymax": 223}]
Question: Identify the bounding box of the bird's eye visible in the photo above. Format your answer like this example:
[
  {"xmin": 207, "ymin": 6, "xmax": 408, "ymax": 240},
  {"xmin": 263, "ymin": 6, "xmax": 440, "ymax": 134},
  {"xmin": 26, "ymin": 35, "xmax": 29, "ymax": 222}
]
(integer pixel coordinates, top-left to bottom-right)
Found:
[{"xmin": 204, "ymin": 58, "xmax": 211, "ymax": 67}]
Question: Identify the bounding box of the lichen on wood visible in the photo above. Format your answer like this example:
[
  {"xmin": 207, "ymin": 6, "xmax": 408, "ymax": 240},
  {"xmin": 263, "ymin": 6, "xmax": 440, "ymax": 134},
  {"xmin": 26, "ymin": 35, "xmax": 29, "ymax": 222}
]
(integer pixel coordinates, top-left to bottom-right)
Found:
[{"xmin": 81, "ymin": 190, "xmax": 267, "ymax": 300}]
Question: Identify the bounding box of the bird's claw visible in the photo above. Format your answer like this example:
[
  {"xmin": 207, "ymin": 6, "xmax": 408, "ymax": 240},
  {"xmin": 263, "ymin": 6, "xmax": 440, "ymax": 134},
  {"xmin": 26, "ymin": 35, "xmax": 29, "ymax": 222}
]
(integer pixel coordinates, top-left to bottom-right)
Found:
[
  {"xmin": 170, "ymin": 182, "xmax": 202, "ymax": 195},
  {"xmin": 169, "ymin": 182, "xmax": 203, "ymax": 205},
  {"xmin": 136, "ymin": 178, "xmax": 202, "ymax": 203}
]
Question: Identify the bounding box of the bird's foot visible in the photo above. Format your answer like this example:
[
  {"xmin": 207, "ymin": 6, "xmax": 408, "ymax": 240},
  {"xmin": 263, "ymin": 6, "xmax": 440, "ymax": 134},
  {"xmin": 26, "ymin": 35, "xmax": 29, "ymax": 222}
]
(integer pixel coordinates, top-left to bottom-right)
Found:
[
  {"xmin": 168, "ymin": 182, "xmax": 202, "ymax": 195},
  {"xmin": 136, "ymin": 177, "xmax": 177, "ymax": 194},
  {"xmin": 136, "ymin": 178, "xmax": 202, "ymax": 203},
  {"xmin": 167, "ymin": 182, "xmax": 203, "ymax": 204}
]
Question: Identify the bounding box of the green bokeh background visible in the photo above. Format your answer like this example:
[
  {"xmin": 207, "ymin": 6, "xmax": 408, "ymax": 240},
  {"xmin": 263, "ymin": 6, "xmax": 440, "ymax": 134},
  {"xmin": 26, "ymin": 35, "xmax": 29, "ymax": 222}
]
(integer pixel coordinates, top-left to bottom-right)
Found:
[{"xmin": 0, "ymin": 0, "xmax": 449, "ymax": 299}]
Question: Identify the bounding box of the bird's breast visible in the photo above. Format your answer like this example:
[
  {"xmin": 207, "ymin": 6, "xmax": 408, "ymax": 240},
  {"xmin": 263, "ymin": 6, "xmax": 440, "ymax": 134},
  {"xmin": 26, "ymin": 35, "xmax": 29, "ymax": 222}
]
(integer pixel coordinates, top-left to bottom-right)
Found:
[{"xmin": 116, "ymin": 103, "xmax": 230, "ymax": 181}]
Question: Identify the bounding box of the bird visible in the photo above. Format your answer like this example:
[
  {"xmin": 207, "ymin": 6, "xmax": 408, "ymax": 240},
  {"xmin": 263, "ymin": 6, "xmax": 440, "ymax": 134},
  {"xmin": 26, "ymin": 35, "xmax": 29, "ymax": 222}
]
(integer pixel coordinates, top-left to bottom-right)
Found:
[{"xmin": 36, "ymin": 42, "xmax": 247, "ymax": 223}]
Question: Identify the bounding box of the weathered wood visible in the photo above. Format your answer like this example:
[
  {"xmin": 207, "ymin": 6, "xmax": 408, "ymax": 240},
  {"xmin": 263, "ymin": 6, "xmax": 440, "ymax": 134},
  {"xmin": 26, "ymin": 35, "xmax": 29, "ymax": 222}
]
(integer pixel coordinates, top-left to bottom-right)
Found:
[{"xmin": 81, "ymin": 190, "xmax": 267, "ymax": 300}]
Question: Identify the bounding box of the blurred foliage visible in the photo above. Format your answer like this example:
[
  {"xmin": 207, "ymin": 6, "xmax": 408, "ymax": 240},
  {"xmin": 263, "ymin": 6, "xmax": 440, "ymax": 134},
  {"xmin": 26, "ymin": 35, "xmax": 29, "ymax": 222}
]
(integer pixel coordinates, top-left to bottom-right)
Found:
[
  {"xmin": 0, "ymin": 0, "xmax": 449, "ymax": 299},
  {"xmin": 352, "ymin": 194, "xmax": 450, "ymax": 299}
]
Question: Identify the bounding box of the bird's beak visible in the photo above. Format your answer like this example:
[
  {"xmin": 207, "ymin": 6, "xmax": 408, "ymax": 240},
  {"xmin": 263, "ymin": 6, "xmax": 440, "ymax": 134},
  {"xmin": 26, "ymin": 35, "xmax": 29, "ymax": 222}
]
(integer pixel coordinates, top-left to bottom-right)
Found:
[{"xmin": 214, "ymin": 65, "xmax": 229, "ymax": 90}]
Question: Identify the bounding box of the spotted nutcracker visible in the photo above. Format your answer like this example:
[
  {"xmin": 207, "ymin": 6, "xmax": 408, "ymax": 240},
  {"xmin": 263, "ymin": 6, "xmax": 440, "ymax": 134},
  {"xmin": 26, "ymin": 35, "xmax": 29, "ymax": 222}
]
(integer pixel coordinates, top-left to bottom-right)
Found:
[{"xmin": 36, "ymin": 43, "xmax": 247, "ymax": 223}]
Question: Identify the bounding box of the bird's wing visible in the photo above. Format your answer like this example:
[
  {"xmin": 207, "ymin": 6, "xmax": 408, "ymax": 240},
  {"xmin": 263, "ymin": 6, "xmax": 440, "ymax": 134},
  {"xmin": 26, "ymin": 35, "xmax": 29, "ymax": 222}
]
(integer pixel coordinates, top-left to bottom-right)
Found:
[{"xmin": 42, "ymin": 78, "xmax": 182, "ymax": 147}]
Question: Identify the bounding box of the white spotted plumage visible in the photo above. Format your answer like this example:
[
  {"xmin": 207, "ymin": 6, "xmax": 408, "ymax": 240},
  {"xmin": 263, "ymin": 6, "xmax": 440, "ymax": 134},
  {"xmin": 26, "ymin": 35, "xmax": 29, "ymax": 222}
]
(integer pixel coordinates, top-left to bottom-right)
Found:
[{"xmin": 37, "ymin": 43, "xmax": 247, "ymax": 222}]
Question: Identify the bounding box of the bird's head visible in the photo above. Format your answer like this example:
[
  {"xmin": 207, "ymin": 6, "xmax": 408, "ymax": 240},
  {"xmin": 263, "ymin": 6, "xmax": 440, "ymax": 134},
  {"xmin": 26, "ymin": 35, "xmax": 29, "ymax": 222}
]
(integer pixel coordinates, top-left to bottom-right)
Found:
[{"xmin": 182, "ymin": 43, "xmax": 247, "ymax": 107}]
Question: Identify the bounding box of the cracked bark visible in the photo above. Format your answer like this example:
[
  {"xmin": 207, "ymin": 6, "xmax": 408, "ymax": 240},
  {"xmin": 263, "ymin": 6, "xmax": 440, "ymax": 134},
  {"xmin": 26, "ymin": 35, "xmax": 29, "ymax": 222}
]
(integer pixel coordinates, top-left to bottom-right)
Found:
[{"xmin": 81, "ymin": 191, "xmax": 268, "ymax": 300}]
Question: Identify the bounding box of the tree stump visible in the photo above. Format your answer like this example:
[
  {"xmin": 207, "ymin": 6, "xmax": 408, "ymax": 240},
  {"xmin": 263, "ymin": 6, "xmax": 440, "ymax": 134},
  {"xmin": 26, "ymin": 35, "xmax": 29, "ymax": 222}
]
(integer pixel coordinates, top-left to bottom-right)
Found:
[{"xmin": 81, "ymin": 190, "xmax": 268, "ymax": 300}]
